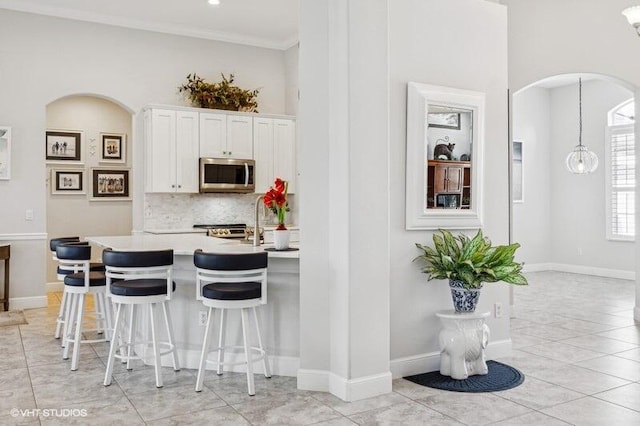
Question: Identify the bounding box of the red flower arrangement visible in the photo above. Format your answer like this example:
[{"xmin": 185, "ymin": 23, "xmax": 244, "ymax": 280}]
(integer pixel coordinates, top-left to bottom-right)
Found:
[{"xmin": 263, "ymin": 178, "xmax": 289, "ymax": 230}]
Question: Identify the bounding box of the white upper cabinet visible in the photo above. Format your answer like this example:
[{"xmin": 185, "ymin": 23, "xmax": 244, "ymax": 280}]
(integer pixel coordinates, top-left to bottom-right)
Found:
[
  {"xmin": 199, "ymin": 112, "xmax": 253, "ymax": 159},
  {"xmin": 199, "ymin": 112, "xmax": 226, "ymax": 158},
  {"xmin": 144, "ymin": 105, "xmax": 295, "ymax": 195},
  {"xmin": 145, "ymin": 108, "xmax": 199, "ymax": 193},
  {"xmin": 253, "ymin": 117, "xmax": 296, "ymax": 193},
  {"xmin": 226, "ymin": 115, "xmax": 253, "ymax": 159}
]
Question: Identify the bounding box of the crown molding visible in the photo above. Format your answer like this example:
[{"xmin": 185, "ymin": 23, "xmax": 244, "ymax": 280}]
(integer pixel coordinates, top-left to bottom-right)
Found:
[{"xmin": 0, "ymin": 0, "xmax": 297, "ymax": 50}]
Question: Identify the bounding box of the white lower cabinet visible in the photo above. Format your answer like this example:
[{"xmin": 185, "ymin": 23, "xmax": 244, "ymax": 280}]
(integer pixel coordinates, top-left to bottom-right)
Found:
[
  {"xmin": 253, "ymin": 117, "xmax": 296, "ymax": 193},
  {"xmin": 144, "ymin": 108, "xmax": 199, "ymax": 193}
]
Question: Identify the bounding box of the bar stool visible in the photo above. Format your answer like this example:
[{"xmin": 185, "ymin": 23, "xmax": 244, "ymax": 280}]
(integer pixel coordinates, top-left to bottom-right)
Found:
[
  {"xmin": 56, "ymin": 243, "xmax": 112, "ymax": 371},
  {"xmin": 193, "ymin": 250, "xmax": 271, "ymax": 396},
  {"xmin": 102, "ymin": 248, "xmax": 180, "ymax": 388},
  {"xmin": 50, "ymin": 237, "xmax": 105, "ymax": 341}
]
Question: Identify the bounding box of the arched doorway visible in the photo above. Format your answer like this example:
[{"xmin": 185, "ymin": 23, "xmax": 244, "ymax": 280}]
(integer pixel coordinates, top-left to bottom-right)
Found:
[
  {"xmin": 45, "ymin": 94, "xmax": 134, "ymax": 288},
  {"xmin": 509, "ymin": 73, "xmax": 637, "ymax": 313}
]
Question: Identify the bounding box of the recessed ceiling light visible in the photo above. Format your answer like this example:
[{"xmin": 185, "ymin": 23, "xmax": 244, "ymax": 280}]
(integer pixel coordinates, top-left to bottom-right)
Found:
[{"xmin": 208, "ymin": 0, "xmax": 221, "ymax": 5}]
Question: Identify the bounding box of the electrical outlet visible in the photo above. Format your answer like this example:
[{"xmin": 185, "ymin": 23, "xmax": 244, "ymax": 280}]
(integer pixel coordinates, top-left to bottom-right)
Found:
[
  {"xmin": 577, "ymin": 247, "xmax": 583, "ymax": 256},
  {"xmin": 494, "ymin": 303, "xmax": 503, "ymax": 318},
  {"xmin": 198, "ymin": 310, "xmax": 208, "ymax": 326},
  {"xmin": 25, "ymin": 209, "xmax": 34, "ymax": 221}
]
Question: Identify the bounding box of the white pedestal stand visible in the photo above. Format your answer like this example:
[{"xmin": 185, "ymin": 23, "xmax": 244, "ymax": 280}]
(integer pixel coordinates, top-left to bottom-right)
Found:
[{"xmin": 436, "ymin": 310, "xmax": 490, "ymax": 380}]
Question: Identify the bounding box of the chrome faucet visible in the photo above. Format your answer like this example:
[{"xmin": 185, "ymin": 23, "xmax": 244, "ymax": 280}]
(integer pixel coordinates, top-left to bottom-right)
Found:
[{"xmin": 253, "ymin": 195, "xmax": 263, "ymax": 247}]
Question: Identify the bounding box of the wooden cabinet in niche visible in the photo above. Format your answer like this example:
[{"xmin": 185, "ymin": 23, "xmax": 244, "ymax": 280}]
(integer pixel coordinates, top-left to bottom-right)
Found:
[{"xmin": 427, "ymin": 160, "xmax": 471, "ymax": 209}]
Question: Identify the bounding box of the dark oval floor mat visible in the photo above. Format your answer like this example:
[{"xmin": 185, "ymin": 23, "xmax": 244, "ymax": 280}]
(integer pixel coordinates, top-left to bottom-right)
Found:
[{"xmin": 404, "ymin": 360, "xmax": 524, "ymax": 392}]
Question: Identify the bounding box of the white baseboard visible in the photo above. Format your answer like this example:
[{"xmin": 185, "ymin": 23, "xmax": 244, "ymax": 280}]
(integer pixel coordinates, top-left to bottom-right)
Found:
[
  {"xmin": 523, "ymin": 263, "xmax": 635, "ymax": 281},
  {"xmin": 46, "ymin": 282, "xmax": 63, "ymax": 292},
  {"xmin": 298, "ymin": 369, "xmax": 329, "ymax": 392},
  {"xmin": 522, "ymin": 263, "xmax": 554, "ymax": 273},
  {"xmin": 11, "ymin": 296, "xmax": 47, "ymax": 310},
  {"xmin": 298, "ymin": 369, "xmax": 392, "ymax": 401},
  {"xmin": 390, "ymin": 339, "xmax": 512, "ymax": 379},
  {"xmin": 389, "ymin": 351, "xmax": 440, "ymax": 379},
  {"xmin": 329, "ymin": 371, "xmax": 392, "ymax": 402}
]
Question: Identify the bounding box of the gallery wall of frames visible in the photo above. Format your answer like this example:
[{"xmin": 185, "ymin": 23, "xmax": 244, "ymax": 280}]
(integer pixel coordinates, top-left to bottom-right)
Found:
[{"xmin": 45, "ymin": 129, "xmax": 130, "ymax": 200}]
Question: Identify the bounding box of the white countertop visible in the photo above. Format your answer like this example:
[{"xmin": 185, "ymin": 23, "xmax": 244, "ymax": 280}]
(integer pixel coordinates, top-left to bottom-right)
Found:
[
  {"xmin": 143, "ymin": 228, "xmax": 208, "ymax": 235},
  {"xmin": 86, "ymin": 234, "xmax": 300, "ymax": 259}
]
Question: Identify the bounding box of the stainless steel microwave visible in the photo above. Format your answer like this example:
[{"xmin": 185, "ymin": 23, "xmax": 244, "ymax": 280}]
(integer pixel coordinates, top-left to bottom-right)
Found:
[{"xmin": 199, "ymin": 158, "xmax": 255, "ymax": 193}]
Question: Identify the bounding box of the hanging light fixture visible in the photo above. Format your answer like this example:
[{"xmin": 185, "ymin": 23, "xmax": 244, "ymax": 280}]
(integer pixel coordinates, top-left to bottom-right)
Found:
[
  {"xmin": 622, "ymin": 6, "xmax": 640, "ymax": 36},
  {"xmin": 566, "ymin": 78, "xmax": 598, "ymax": 174}
]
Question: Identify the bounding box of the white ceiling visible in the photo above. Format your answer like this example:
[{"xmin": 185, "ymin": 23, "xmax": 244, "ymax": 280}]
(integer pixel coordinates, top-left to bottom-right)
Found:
[{"xmin": 0, "ymin": 0, "xmax": 299, "ymax": 50}]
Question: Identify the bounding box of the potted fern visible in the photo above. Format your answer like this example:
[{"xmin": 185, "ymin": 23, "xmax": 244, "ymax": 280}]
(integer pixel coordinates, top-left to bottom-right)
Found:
[{"xmin": 415, "ymin": 229, "xmax": 527, "ymax": 312}]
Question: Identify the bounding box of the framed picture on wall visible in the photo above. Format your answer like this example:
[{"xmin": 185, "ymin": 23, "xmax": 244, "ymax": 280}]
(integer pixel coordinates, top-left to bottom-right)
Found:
[
  {"xmin": 51, "ymin": 168, "xmax": 85, "ymax": 195},
  {"xmin": 428, "ymin": 112, "xmax": 461, "ymax": 130},
  {"xmin": 45, "ymin": 130, "xmax": 82, "ymax": 162},
  {"xmin": 0, "ymin": 126, "xmax": 11, "ymax": 180},
  {"xmin": 91, "ymin": 168, "xmax": 130, "ymax": 200},
  {"xmin": 512, "ymin": 140, "xmax": 524, "ymax": 203},
  {"xmin": 100, "ymin": 133, "xmax": 126, "ymax": 163}
]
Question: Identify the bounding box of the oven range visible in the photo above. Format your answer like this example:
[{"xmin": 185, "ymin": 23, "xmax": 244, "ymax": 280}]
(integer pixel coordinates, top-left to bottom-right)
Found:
[{"xmin": 193, "ymin": 224, "xmax": 263, "ymax": 242}]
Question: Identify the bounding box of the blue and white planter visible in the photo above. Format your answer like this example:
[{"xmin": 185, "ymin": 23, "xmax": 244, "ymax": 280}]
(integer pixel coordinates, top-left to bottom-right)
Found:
[{"xmin": 449, "ymin": 279, "xmax": 482, "ymax": 312}]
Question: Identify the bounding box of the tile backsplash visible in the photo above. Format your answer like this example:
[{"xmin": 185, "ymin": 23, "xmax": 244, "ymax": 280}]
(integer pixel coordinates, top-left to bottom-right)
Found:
[{"xmin": 144, "ymin": 193, "xmax": 296, "ymax": 230}]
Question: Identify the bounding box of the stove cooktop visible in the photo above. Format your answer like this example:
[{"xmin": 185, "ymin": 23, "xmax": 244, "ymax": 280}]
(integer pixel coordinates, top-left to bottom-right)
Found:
[{"xmin": 193, "ymin": 224, "xmax": 253, "ymax": 239}]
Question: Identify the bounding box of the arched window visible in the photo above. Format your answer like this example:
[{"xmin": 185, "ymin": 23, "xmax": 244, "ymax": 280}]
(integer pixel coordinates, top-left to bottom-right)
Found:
[{"xmin": 606, "ymin": 98, "xmax": 635, "ymax": 240}]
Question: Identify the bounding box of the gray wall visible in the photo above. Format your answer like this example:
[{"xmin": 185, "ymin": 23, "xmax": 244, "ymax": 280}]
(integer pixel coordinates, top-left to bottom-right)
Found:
[
  {"xmin": 549, "ymin": 80, "xmax": 633, "ymax": 273},
  {"xmin": 388, "ymin": 0, "xmax": 509, "ymax": 369},
  {"xmin": 512, "ymin": 87, "xmax": 552, "ymax": 265},
  {"xmin": 513, "ymin": 80, "xmax": 634, "ymax": 275}
]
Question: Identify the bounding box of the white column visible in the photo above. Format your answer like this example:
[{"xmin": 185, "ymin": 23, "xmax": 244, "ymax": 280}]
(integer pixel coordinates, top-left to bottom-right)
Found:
[
  {"xmin": 635, "ymin": 94, "xmax": 640, "ymax": 323},
  {"xmin": 298, "ymin": 0, "xmax": 392, "ymax": 401}
]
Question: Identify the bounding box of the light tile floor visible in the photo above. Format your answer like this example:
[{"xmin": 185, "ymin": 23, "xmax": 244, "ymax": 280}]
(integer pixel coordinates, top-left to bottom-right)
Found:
[{"xmin": 1, "ymin": 271, "xmax": 639, "ymax": 425}]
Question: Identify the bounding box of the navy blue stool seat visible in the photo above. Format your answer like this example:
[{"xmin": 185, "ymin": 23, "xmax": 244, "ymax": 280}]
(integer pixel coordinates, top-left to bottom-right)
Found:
[
  {"xmin": 103, "ymin": 248, "xmax": 180, "ymax": 389},
  {"xmin": 64, "ymin": 271, "xmax": 107, "ymax": 287},
  {"xmin": 110, "ymin": 279, "xmax": 176, "ymax": 297},
  {"xmin": 202, "ymin": 282, "xmax": 261, "ymax": 300},
  {"xmin": 194, "ymin": 250, "xmax": 270, "ymax": 396}
]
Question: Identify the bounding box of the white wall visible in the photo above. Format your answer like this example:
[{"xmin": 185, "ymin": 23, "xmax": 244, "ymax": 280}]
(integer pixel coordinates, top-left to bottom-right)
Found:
[
  {"xmin": 0, "ymin": 9, "xmax": 287, "ymax": 306},
  {"xmin": 299, "ymin": 0, "xmax": 393, "ymax": 400},
  {"xmin": 45, "ymin": 96, "xmax": 133, "ymax": 282},
  {"xmin": 504, "ymin": 0, "xmax": 640, "ymax": 93},
  {"xmin": 512, "ymin": 87, "xmax": 552, "ymax": 265},
  {"xmin": 549, "ymin": 80, "xmax": 633, "ymax": 272},
  {"xmin": 513, "ymin": 81, "xmax": 634, "ymax": 273},
  {"xmin": 388, "ymin": 0, "xmax": 509, "ymax": 371},
  {"xmin": 503, "ymin": 0, "xmax": 640, "ymax": 320},
  {"xmin": 284, "ymin": 45, "xmax": 299, "ymax": 116}
]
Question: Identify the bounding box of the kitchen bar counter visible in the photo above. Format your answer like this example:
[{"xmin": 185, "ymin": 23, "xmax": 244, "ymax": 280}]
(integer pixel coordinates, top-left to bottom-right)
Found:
[
  {"xmin": 86, "ymin": 233, "xmax": 300, "ymax": 376},
  {"xmin": 87, "ymin": 233, "xmax": 299, "ymax": 259}
]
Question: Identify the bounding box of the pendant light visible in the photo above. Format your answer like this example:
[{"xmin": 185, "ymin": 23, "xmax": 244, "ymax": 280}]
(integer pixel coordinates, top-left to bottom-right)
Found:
[
  {"xmin": 566, "ymin": 78, "xmax": 598, "ymax": 174},
  {"xmin": 622, "ymin": 5, "xmax": 640, "ymax": 36}
]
